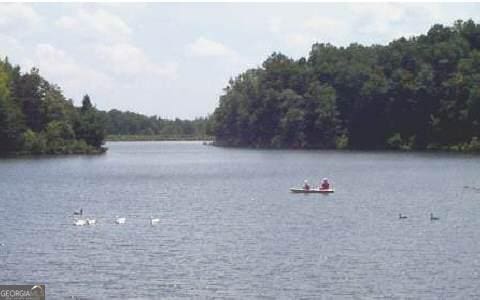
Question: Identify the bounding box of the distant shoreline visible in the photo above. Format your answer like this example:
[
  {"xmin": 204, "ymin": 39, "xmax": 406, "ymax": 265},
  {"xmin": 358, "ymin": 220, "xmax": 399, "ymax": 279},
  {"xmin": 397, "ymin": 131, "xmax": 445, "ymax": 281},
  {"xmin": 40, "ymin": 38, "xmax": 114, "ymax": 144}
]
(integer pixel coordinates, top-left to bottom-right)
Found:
[
  {"xmin": 208, "ymin": 141, "xmax": 480, "ymax": 154},
  {"xmin": 106, "ymin": 135, "xmax": 214, "ymax": 142},
  {"xmin": 105, "ymin": 138, "xmax": 479, "ymax": 154}
]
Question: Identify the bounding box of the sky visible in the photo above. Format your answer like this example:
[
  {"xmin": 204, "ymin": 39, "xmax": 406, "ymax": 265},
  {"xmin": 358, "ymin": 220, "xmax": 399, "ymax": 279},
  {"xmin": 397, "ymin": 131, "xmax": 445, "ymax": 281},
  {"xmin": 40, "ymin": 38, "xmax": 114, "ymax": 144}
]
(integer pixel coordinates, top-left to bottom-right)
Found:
[{"xmin": 1, "ymin": 2, "xmax": 480, "ymax": 119}]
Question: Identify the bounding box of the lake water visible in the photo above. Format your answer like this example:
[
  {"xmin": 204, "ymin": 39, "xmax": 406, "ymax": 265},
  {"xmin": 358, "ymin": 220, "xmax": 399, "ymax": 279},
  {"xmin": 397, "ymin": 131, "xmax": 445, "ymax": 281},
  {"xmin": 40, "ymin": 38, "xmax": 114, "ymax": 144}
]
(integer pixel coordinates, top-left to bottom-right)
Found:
[{"xmin": 1, "ymin": 141, "xmax": 480, "ymax": 299}]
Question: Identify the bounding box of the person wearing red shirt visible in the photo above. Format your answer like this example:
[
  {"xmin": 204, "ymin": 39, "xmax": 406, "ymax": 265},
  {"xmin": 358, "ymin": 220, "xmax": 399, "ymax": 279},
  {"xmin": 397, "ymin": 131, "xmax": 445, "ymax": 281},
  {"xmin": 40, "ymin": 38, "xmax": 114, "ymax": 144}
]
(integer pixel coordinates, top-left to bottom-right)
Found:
[{"xmin": 320, "ymin": 178, "xmax": 330, "ymax": 190}]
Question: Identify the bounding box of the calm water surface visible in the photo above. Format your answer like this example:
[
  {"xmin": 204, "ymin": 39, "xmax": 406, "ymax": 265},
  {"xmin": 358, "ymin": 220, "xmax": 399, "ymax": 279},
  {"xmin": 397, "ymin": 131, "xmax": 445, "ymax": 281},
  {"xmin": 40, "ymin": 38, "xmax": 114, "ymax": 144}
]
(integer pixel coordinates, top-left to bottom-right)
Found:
[{"xmin": 1, "ymin": 141, "xmax": 480, "ymax": 299}]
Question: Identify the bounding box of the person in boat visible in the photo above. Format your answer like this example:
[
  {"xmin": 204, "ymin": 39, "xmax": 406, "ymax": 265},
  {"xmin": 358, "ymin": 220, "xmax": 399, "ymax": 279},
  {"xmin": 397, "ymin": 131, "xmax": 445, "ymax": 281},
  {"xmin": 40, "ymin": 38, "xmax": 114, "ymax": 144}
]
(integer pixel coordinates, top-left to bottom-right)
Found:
[
  {"xmin": 320, "ymin": 178, "xmax": 330, "ymax": 190},
  {"xmin": 303, "ymin": 180, "xmax": 310, "ymax": 191}
]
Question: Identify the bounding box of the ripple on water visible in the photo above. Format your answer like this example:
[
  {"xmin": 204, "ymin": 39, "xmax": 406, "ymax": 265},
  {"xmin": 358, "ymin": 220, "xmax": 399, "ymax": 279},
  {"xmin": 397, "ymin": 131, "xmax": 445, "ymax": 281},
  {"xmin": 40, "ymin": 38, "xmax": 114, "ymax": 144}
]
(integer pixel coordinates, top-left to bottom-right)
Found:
[{"xmin": 1, "ymin": 142, "xmax": 480, "ymax": 298}]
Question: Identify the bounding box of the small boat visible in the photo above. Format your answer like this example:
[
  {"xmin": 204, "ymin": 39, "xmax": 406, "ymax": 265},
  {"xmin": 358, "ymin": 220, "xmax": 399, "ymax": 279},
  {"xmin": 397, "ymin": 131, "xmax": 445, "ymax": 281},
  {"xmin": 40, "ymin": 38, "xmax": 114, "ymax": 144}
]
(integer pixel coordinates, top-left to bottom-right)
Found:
[{"xmin": 290, "ymin": 188, "xmax": 334, "ymax": 194}]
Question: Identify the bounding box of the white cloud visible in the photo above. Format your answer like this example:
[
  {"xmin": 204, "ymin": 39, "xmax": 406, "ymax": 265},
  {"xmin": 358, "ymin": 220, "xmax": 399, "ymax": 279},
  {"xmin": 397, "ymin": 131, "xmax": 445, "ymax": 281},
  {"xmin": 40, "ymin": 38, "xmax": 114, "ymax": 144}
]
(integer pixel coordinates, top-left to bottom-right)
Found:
[
  {"xmin": 346, "ymin": 3, "xmax": 439, "ymax": 42},
  {"xmin": 0, "ymin": 3, "xmax": 41, "ymax": 31},
  {"xmin": 285, "ymin": 33, "xmax": 316, "ymax": 49},
  {"xmin": 186, "ymin": 37, "xmax": 237, "ymax": 58},
  {"xmin": 304, "ymin": 17, "xmax": 343, "ymax": 32},
  {"xmin": 95, "ymin": 43, "xmax": 177, "ymax": 79},
  {"xmin": 352, "ymin": 3, "xmax": 408, "ymax": 36},
  {"xmin": 55, "ymin": 8, "xmax": 132, "ymax": 42},
  {"xmin": 55, "ymin": 15, "xmax": 77, "ymax": 29},
  {"xmin": 34, "ymin": 43, "xmax": 113, "ymax": 98},
  {"xmin": 55, "ymin": 7, "xmax": 176, "ymax": 80},
  {"xmin": 303, "ymin": 16, "xmax": 351, "ymax": 45},
  {"xmin": 268, "ymin": 17, "xmax": 282, "ymax": 34},
  {"xmin": 280, "ymin": 17, "xmax": 350, "ymax": 54},
  {"xmin": 0, "ymin": 34, "xmax": 23, "ymax": 58},
  {"xmin": 279, "ymin": 4, "xmax": 432, "ymax": 55}
]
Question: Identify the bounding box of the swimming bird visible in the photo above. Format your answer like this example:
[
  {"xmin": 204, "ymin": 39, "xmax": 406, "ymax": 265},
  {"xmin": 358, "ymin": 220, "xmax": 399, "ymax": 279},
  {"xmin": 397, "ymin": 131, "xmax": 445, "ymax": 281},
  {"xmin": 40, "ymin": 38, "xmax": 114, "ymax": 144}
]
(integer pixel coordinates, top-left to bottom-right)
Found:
[
  {"xmin": 73, "ymin": 208, "xmax": 83, "ymax": 216},
  {"xmin": 150, "ymin": 217, "xmax": 160, "ymax": 225},
  {"xmin": 399, "ymin": 213, "xmax": 408, "ymax": 219},
  {"xmin": 115, "ymin": 217, "xmax": 126, "ymax": 224},
  {"xmin": 430, "ymin": 213, "xmax": 439, "ymax": 221},
  {"xmin": 86, "ymin": 218, "xmax": 96, "ymax": 225},
  {"xmin": 74, "ymin": 219, "xmax": 87, "ymax": 226}
]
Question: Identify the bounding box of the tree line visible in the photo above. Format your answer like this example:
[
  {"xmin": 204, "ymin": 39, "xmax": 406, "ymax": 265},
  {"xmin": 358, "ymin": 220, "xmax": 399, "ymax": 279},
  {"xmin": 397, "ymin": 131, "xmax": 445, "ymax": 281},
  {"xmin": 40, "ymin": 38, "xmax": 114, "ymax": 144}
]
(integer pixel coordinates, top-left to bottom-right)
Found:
[
  {"xmin": 212, "ymin": 20, "xmax": 480, "ymax": 152},
  {"xmin": 102, "ymin": 110, "xmax": 211, "ymax": 140},
  {"xmin": 0, "ymin": 58, "xmax": 106, "ymax": 155}
]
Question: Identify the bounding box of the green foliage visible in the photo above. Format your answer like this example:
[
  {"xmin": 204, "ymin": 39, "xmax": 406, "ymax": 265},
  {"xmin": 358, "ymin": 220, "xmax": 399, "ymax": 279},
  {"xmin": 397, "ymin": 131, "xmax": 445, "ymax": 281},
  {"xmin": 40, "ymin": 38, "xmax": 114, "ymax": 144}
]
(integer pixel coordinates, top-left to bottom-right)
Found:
[
  {"xmin": 0, "ymin": 58, "xmax": 106, "ymax": 155},
  {"xmin": 466, "ymin": 136, "xmax": 480, "ymax": 151},
  {"xmin": 212, "ymin": 19, "xmax": 480, "ymax": 152},
  {"xmin": 335, "ymin": 133, "xmax": 349, "ymax": 150},
  {"xmin": 74, "ymin": 97, "xmax": 106, "ymax": 149},
  {"xmin": 387, "ymin": 133, "xmax": 415, "ymax": 151},
  {"xmin": 45, "ymin": 121, "xmax": 75, "ymax": 154},
  {"xmin": 22, "ymin": 129, "xmax": 46, "ymax": 154},
  {"xmin": 81, "ymin": 94, "xmax": 93, "ymax": 113},
  {"xmin": 387, "ymin": 133, "xmax": 403, "ymax": 149},
  {"xmin": 0, "ymin": 64, "xmax": 24, "ymax": 152}
]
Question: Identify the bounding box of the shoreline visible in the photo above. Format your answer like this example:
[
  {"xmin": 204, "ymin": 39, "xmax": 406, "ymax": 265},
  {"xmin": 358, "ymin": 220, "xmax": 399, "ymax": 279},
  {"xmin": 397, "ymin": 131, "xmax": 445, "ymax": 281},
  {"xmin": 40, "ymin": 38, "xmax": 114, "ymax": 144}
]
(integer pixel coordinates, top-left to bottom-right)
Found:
[
  {"xmin": 0, "ymin": 147, "xmax": 108, "ymax": 158},
  {"xmin": 209, "ymin": 142, "xmax": 480, "ymax": 154},
  {"xmin": 106, "ymin": 135, "xmax": 214, "ymax": 142}
]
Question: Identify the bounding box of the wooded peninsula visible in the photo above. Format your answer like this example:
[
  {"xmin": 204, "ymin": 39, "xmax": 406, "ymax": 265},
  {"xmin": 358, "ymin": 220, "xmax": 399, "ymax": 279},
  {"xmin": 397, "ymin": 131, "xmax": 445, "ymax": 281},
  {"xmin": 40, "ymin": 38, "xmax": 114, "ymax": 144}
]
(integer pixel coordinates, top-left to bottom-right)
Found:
[
  {"xmin": 211, "ymin": 20, "xmax": 480, "ymax": 152},
  {"xmin": 0, "ymin": 60, "xmax": 107, "ymax": 155}
]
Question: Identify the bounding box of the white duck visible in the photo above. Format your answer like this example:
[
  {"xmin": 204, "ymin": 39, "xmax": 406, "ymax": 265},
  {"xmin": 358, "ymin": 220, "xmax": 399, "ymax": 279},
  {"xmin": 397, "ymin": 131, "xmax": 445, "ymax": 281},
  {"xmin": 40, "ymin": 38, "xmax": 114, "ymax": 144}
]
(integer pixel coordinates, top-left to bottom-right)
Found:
[
  {"xmin": 115, "ymin": 216, "xmax": 126, "ymax": 224},
  {"xmin": 86, "ymin": 218, "xmax": 96, "ymax": 225},
  {"xmin": 150, "ymin": 216, "xmax": 160, "ymax": 225},
  {"xmin": 74, "ymin": 219, "xmax": 87, "ymax": 226}
]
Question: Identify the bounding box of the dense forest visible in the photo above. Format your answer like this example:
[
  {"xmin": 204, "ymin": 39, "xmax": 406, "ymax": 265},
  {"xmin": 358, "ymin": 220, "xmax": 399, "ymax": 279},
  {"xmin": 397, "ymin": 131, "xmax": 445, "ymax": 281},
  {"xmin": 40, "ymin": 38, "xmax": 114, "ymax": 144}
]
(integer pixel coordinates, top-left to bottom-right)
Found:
[
  {"xmin": 212, "ymin": 20, "xmax": 480, "ymax": 151},
  {"xmin": 0, "ymin": 59, "xmax": 106, "ymax": 155},
  {"xmin": 0, "ymin": 58, "xmax": 211, "ymax": 155}
]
